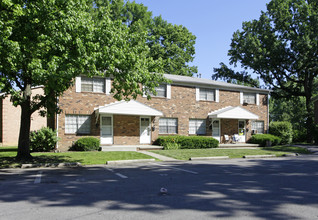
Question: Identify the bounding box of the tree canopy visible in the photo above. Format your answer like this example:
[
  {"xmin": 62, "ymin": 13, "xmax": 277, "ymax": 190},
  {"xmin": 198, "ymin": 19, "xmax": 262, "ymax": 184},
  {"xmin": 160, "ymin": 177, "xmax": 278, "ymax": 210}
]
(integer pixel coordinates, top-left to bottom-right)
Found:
[
  {"xmin": 213, "ymin": 0, "xmax": 318, "ymax": 142},
  {"xmin": 213, "ymin": 63, "xmax": 261, "ymax": 88},
  {"xmin": 0, "ymin": 0, "xmax": 165, "ymax": 159},
  {"xmin": 98, "ymin": 0, "xmax": 198, "ymax": 76}
]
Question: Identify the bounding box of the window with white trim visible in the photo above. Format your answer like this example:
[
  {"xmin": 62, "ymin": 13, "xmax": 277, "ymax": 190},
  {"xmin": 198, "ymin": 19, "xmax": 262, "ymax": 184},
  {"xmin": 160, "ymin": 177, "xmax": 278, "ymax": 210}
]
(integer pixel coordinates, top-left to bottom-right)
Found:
[
  {"xmin": 199, "ymin": 88, "xmax": 215, "ymax": 101},
  {"xmin": 150, "ymin": 84, "xmax": 167, "ymax": 98},
  {"xmin": 81, "ymin": 77, "xmax": 105, "ymax": 93},
  {"xmin": 189, "ymin": 119, "xmax": 206, "ymax": 135},
  {"xmin": 159, "ymin": 118, "xmax": 178, "ymax": 134},
  {"xmin": 65, "ymin": 115, "xmax": 91, "ymax": 134},
  {"xmin": 243, "ymin": 93, "xmax": 256, "ymax": 104},
  {"xmin": 252, "ymin": 121, "xmax": 264, "ymax": 134}
]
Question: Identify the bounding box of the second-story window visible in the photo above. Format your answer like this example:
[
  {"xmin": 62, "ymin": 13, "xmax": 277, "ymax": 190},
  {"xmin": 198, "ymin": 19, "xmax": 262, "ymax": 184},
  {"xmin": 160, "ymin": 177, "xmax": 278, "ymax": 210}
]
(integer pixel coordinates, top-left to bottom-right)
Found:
[
  {"xmin": 81, "ymin": 77, "xmax": 105, "ymax": 93},
  {"xmin": 151, "ymin": 84, "xmax": 167, "ymax": 98},
  {"xmin": 200, "ymin": 88, "xmax": 215, "ymax": 101},
  {"xmin": 243, "ymin": 93, "xmax": 256, "ymax": 104}
]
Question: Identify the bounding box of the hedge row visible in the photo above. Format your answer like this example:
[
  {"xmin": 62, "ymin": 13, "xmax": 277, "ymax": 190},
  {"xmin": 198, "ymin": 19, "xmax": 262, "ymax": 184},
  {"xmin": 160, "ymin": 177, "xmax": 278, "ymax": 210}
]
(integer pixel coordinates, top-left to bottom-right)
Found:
[
  {"xmin": 250, "ymin": 134, "xmax": 281, "ymax": 147},
  {"xmin": 155, "ymin": 136, "xmax": 219, "ymax": 149}
]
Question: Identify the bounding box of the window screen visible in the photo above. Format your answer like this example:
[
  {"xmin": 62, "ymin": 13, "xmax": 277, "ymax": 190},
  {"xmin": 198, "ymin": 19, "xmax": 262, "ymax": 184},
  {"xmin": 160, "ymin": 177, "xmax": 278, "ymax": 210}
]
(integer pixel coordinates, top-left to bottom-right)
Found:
[
  {"xmin": 159, "ymin": 118, "xmax": 178, "ymax": 134},
  {"xmin": 65, "ymin": 115, "xmax": 91, "ymax": 134}
]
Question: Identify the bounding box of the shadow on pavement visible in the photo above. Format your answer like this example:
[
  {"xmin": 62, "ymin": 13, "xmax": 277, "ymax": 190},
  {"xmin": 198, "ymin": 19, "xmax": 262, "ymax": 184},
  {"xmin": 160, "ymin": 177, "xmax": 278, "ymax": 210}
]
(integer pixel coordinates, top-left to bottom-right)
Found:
[{"xmin": 0, "ymin": 156, "xmax": 317, "ymax": 219}]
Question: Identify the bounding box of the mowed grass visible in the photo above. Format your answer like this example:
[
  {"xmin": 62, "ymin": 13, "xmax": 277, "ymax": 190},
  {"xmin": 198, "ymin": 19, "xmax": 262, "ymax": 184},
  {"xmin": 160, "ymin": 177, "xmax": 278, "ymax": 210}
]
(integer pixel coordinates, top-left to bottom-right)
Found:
[
  {"xmin": 150, "ymin": 146, "xmax": 311, "ymax": 160},
  {"xmin": 0, "ymin": 147, "xmax": 154, "ymax": 168}
]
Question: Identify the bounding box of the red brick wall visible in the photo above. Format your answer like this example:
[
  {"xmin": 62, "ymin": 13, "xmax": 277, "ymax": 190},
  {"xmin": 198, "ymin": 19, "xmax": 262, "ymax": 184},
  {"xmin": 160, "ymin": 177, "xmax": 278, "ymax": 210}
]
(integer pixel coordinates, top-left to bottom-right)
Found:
[
  {"xmin": 57, "ymin": 82, "xmax": 269, "ymax": 151},
  {"xmin": 113, "ymin": 115, "xmax": 140, "ymax": 145},
  {"xmin": 1, "ymin": 88, "xmax": 48, "ymax": 146}
]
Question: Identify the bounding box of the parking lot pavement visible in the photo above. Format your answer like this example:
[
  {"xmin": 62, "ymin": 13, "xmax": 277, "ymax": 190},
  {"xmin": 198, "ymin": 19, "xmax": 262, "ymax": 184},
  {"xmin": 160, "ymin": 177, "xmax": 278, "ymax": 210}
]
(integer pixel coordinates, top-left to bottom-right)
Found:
[{"xmin": 1, "ymin": 156, "xmax": 318, "ymax": 220}]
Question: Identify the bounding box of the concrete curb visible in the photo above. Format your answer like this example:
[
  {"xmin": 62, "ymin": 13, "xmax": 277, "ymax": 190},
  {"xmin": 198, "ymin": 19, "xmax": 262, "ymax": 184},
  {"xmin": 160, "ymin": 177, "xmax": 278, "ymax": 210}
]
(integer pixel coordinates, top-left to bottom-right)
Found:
[
  {"xmin": 21, "ymin": 162, "xmax": 81, "ymax": 169},
  {"xmin": 106, "ymin": 159, "xmax": 156, "ymax": 165},
  {"xmin": 189, "ymin": 156, "xmax": 229, "ymax": 160},
  {"xmin": 282, "ymin": 153, "xmax": 299, "ymax": 157},
  {"xmin": 243, "ymin": 155, "xmax": 276, "ymax": 159}
]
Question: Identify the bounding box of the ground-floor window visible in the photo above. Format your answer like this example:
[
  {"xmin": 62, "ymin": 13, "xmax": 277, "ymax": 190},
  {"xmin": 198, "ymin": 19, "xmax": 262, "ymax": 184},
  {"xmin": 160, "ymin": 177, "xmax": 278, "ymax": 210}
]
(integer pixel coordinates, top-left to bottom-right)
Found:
[
  {"xmin": 252, "ymin": 120, "xmax": 264, "ymax": 134},
  {"xmin": 189, "ymin": 119, "xmax": 206, "ymax": 135},
  {"xmin": 159, "ymin": 118, "xmax": 178, "ymax": 134},
  {"xmin": 65, "ymin": 114, "xmax": 91, "ymax": 134}
]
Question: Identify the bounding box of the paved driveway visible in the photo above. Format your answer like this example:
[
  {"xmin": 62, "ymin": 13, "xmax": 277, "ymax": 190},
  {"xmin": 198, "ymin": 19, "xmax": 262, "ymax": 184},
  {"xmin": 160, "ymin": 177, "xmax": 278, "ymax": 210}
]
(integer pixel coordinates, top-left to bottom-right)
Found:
[{"xmin": 1, "ymin": 155, "xmax": 318, "ymax": 220}]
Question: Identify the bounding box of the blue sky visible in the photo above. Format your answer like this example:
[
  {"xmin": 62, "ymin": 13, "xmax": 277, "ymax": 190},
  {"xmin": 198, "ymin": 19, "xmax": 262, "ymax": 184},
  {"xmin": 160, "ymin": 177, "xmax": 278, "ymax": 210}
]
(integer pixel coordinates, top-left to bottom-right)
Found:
[{"xmin": 134, "ymin": 0, "xmax": 271, "ymax": 80}]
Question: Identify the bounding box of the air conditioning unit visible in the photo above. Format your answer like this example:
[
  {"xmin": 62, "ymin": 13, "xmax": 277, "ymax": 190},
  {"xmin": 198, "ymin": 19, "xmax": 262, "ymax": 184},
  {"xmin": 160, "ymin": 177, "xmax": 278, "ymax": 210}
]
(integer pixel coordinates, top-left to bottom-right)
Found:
[{"xmin": 243, "ymin": 99, "xmax": 249, "ymax": 104}]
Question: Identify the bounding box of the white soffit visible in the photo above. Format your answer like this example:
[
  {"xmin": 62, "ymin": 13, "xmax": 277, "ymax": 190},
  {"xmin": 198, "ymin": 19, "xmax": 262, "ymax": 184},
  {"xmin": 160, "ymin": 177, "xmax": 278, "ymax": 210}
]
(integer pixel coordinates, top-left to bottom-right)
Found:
[
  {"xmin": 208, "ymin": 106, "xmax": 259, "ymax": 120},
  {"xmin": 95, "ymin": 100, "xmax": 163, "ymax": 116}
]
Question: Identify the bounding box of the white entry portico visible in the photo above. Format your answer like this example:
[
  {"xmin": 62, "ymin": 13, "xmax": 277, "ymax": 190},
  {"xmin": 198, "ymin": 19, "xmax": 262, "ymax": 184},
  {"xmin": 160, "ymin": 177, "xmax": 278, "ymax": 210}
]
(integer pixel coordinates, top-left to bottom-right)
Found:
[
  {"xmin": 94, "ymin": 100, "xmax": 163, "ymax": 145},
  {"xmin": 208, "ymin": 106, "xmax": 259, "ymax": 143}
]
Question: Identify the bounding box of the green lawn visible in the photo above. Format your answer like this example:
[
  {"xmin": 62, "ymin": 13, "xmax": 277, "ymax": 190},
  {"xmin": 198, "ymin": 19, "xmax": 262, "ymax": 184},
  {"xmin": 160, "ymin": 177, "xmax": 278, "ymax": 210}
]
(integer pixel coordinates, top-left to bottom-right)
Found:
[
  {"xmin": 0, "ymin": 147, "xmax": 154, "ymax": 168},
  {"xmin": 150, "ymin": 146, "xmax": 311, "ymax": 160},
  {"xmin": 0, "ymin": 145, "xmax": 311, "ymax": 168}
]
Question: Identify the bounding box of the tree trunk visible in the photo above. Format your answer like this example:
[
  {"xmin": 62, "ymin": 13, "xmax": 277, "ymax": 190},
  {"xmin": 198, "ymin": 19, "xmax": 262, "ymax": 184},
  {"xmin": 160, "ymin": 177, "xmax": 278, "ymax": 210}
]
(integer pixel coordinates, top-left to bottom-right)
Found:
[
  {"xmin": 305, "ymin": 95, "xmax": 314, "ymax": 143},
  {"xmin": 16, "ymin": 85, "xmax": 33, "ymax": 161}
]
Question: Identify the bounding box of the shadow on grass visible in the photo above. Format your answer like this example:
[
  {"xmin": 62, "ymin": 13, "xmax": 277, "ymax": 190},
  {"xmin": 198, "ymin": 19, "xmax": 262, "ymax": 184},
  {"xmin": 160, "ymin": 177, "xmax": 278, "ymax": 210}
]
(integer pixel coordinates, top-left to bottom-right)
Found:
[
  {"xmin": 262, "ymin": 146, "xmax": 312, "ymax": 154},
  {"xmin": 0, "ymin": 154, "xmax": 82, "ymax": 169},
  {"xmin": 0, "ymin": 147, "xmax": 18, "ymax": 152}
]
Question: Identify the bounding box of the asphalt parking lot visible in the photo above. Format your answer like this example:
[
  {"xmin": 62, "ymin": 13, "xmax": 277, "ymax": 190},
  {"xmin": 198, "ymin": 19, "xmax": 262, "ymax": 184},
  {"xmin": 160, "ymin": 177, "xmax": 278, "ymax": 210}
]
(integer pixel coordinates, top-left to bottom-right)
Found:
[{"xmin": 1, "ymin": 155, "xmax": 318, "ymax": 220}]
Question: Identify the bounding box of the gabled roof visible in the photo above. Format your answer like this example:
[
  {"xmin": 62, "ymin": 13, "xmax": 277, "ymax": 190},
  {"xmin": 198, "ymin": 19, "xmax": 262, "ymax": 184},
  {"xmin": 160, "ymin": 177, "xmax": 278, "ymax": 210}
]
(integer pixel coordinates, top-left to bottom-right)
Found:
[
  {"xmin": 208, "ymin": 106, "xmax": 259, "ymax": 120},
  {"xmin": 164, "ymin": 74, "xmax": 270, "ymax": 94},
  {"xmin": 94, "ymin": 100, "xmax": 163, "ymax": 116}
]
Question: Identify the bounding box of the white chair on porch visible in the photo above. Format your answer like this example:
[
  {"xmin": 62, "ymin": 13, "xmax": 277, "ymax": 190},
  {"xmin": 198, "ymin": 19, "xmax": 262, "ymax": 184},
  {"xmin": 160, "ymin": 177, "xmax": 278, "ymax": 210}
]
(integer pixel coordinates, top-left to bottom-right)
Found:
[
  {"xmin": 233, "ymin": 134, "xmax": 239, "ymax": 143},
  {"xmin": 224, "ymin": 135, "xmax": 231, "ymax": 143}
]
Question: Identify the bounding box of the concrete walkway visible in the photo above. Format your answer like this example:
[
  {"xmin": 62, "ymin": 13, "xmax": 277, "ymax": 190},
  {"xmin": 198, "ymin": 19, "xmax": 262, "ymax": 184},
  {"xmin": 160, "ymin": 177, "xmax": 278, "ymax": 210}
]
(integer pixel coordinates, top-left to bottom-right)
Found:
[
  {"xmin": 102, "ymin": 145, "xmax": 163, "ymax": 151},
  {"xmin": 138, "ymin": 151, "xmax": 178, "ymax": 161}
]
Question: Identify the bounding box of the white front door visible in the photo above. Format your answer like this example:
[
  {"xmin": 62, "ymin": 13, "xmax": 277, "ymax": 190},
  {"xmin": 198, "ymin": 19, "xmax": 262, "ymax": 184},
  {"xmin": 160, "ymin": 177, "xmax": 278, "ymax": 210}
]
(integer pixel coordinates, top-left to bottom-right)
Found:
[
  {"xmin": 100, "ymin": 116, "xmax": 113, "ymax": 145},
  {"xmin": 212, "ymin": 119, "xmax": 220, "ymax": 143},
  {"xmin": 140, "ymin": 117, "xmax": 151, "ymax": 144},
  {"xmin": 238, "ymin": 120, "xmax": 246, "ymax": 142}
]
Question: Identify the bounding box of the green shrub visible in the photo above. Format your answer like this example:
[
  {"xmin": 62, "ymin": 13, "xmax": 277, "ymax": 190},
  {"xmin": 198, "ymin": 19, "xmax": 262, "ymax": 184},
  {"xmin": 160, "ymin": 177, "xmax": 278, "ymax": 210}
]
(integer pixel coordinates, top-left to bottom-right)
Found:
[
  {"xmin": 250, "ymin": 134, "xmax": 281, "ymax": 147},
  {"xmin": 292, "ymin": 129, "xmax": 307, "ymax": 143},
  {"xmin": 70, "ymin": 137, "xmax": 100, "ymax": 151},
  {"xmin": 155, "ymin": 136, "xmax": 219, "ymax": 149},
  {"xmin": 269, "ymin": 121, "xmax": 293, "ymax": 144},
  {"xmin": 30, "ymin": 127, "xmax": 58, "ymax": 152},
  {"xmin": 164, "ymin": 142, "xmax": 180, "ymax": 150}
]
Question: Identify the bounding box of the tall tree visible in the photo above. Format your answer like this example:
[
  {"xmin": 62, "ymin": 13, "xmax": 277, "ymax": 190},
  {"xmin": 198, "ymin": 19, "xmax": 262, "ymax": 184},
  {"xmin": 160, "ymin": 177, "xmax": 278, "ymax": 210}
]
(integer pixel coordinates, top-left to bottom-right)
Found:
[
  {"xmin": 269, "ymin": 97, "xmax": 307, "ymax": 139},
  {"xmin": 148, "ymin": 15, "xmax": 197, "ymax": 76},
  {"xmin": 213, "ymin": 0, "xmax": 318, "ymax": 142},
  {"xmin": 99, "ymin": 0, "xmax": 198, "ymax": 76},
  {"xmin": 213, "ymin": 63, "xmax": 261, "ymax": 88},
  {"xmin": 0, "ymin": 0, "xmax": 164, "ymax": 160}
]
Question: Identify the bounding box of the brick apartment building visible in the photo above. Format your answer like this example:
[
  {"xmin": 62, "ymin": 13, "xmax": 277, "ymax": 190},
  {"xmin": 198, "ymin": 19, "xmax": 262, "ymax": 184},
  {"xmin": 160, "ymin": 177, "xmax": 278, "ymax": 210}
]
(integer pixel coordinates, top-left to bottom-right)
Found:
[
  {"xmin": 0, "ymin": 74, "xmax": 270, "ymax": 151},
  {"xmin": 54, "ymin": 74, "xmax": 270, "ymax": 151}
]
